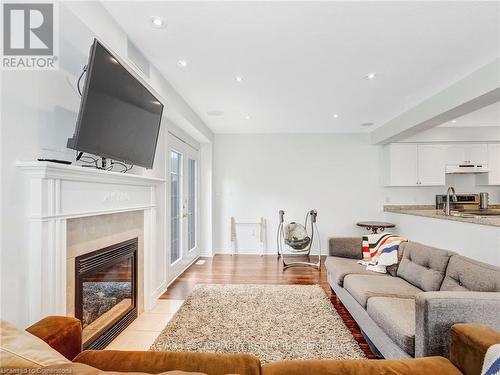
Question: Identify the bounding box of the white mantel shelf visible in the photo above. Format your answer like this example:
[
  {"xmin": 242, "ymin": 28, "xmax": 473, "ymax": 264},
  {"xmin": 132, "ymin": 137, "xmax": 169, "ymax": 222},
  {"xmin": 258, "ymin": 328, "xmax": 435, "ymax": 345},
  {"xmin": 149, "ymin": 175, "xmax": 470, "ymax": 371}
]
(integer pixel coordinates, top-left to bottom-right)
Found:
[
  {"xmin": 17, "ymin": 160, "xmax": 164, "ymax": 325},
  {"xmin": 17, "ymin": 161, "xmax": 165, "ymax": 220},
  {"xmin": 17, "ymin": 161, "xmax": 165, "ymax": 186}
]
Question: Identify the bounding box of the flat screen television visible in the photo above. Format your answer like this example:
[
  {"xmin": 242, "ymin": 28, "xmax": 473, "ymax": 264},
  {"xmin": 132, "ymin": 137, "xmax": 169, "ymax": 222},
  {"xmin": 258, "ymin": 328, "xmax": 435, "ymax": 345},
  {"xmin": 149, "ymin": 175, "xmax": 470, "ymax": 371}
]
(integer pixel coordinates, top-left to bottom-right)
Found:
[{"xmin": 68, "ymin": 39, "xmax": 163, "ymax": 169}]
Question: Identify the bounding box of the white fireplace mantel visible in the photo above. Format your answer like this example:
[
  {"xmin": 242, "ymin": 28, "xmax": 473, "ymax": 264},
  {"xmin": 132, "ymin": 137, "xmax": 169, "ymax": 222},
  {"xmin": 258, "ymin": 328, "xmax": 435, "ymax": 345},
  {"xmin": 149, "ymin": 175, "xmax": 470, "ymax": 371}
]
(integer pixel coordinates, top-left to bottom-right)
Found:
[{"xmin": 17, "ymin": 161, "xmax": 165, "ymax": 325}]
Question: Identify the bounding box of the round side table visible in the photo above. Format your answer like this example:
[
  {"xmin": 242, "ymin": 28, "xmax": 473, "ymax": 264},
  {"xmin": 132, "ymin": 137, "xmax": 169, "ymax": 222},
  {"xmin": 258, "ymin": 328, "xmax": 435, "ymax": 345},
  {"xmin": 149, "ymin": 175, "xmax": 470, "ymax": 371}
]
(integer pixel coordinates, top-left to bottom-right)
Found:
[{"xmin": 356, "ymin": 221, "xmax": 395, "ymax": 234}]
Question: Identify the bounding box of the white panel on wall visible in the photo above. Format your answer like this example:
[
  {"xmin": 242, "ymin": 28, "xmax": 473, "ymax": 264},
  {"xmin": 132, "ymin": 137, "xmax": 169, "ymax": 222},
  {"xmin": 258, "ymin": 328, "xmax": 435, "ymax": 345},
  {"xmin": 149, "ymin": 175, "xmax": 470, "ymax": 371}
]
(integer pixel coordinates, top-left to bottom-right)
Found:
[{"xmin": 127, "ymin": 38, "xmax": 150, "ymax": 78}]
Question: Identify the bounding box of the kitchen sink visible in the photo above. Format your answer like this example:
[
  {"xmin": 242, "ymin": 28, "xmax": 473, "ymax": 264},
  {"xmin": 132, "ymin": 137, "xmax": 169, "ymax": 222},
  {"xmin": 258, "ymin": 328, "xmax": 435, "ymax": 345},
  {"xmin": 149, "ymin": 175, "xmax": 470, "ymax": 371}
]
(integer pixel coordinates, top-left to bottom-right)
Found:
[{"xmin": 459, "ymin": 210, "xmax": 500, "ymax": 217}]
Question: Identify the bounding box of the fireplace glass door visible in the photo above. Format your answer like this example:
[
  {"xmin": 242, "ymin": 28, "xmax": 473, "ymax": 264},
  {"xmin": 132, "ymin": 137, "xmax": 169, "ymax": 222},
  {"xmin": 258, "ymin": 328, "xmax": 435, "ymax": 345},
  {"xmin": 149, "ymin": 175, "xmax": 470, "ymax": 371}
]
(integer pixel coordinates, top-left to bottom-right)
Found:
[{"xmin": 76, "ymin": 238, "xmax": 137, "ymax": 349}]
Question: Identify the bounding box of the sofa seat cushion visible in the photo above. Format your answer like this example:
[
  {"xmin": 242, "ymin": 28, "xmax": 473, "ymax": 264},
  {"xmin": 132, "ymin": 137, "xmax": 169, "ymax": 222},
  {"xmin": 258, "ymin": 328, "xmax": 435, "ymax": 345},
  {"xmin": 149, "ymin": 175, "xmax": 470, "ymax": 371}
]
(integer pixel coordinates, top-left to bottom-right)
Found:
[
  {"xmin": 325, "ymin": 256, "xmax": 389, "ymax": 286},
  {"xmin": 440, "ymin": 255, "xmax": 500, "ymax": 292},
  {"xmin": 367, "ymin": 297, "xmax": 416, "ymax": 356},
  {"xmin": 343, "ymin": 274, "xmax": 423, "ymax": 308},
  {"xmin": 397, "ymin": 242, "xmax": 454, "ymax": 291}
]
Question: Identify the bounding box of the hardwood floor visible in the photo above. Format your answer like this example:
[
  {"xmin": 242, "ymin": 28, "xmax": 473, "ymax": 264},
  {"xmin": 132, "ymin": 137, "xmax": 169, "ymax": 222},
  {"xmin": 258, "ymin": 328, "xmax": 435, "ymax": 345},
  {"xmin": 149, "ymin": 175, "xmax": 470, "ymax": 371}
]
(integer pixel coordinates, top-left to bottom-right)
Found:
[
  {"xmin": 160, "ymin": 254, "xmax": 329, "ymax": 299},
  {"xmin": 160, "ymin": 254, "xmax": 377, "ymax": 358}
]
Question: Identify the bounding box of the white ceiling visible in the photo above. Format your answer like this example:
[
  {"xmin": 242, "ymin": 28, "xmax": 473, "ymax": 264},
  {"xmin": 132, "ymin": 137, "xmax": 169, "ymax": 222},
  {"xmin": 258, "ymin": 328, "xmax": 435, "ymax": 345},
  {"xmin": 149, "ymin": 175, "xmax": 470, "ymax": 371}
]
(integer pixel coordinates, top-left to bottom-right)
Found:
[
  {"xmin": 440, "ymin": 101, "xmax": 500, "ymax": 128},
  {"xmin": 102, "ymin": 1, "xmax": 500, "ymax": 134}
]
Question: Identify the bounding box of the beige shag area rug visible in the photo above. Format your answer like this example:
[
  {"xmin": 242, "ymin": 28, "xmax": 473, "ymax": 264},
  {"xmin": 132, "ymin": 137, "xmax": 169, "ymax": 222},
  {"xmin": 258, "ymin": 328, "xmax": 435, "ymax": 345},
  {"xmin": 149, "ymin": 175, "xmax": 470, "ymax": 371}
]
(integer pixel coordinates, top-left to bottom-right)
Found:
[{"xmin": 150, "ymin": 284, "xmax": 365, "ymax": 363}]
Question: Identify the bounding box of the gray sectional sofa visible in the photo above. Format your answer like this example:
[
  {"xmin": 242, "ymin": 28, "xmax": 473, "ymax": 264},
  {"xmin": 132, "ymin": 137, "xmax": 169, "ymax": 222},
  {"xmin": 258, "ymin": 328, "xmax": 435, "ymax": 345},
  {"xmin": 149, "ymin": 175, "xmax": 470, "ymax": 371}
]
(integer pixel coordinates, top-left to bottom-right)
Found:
[{"xmin": 325, "ymin": 237, "xmax": 500, "ymax": 359}]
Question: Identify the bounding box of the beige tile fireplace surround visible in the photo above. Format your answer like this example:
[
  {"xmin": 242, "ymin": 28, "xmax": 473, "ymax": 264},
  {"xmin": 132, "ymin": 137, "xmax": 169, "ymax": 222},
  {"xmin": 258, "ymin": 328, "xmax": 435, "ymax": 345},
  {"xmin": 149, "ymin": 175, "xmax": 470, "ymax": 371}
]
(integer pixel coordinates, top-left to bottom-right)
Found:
[{"xmin": 66, "ymin": 211, "xmax": 145, "ymax": 317}]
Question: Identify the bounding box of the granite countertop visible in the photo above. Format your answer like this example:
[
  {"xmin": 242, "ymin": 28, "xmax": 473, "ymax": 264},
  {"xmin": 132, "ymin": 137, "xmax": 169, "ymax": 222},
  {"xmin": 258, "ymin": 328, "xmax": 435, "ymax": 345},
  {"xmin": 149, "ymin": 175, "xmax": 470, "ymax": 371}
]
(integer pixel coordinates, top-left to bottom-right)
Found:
[{"xmin": 384, "ymin": 205, "xmax": 500, "ymax": 228}]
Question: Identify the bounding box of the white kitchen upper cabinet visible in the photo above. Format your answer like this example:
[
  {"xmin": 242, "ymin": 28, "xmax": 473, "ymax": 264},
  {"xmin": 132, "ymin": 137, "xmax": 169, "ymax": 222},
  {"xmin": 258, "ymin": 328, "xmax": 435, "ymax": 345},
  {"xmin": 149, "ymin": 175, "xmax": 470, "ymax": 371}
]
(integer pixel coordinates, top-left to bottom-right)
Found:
[
  {"xmin": 445, "ymin": 145, "xmax": 465, "ymax": 165},
  {"xmin": 445, "ymin": 144, "xmax": 488, "ymax": 165},
  {"xmin": 485, "ymin": 144, "xmax": 500, "ymax": 185},
  {"xmin": 384, "ymin": 144, "xmax": 418, "ymax": 186},
  {"xmin": 465, "ymin": 144, "xmax": 488, "ymax": 165},
  {"xmin": 418, "ymin": 145, "xmax": 446, "ymax": 185},
  {"xmin": 384, "ymin": 144, "xmax": 446, "ymax": 186}
]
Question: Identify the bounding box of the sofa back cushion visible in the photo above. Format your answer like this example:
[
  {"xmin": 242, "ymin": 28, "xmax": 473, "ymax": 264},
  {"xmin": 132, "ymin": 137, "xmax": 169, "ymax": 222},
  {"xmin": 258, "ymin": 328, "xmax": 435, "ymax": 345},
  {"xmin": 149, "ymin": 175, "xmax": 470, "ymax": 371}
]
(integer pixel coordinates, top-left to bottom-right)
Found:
[
  {"xmin": 397, "ymin": 242, "xmax": 453, "ymax": 291},
  {"xmin": 440, "ymin": 255, "xmax": 500, "ymax": 291},
  {"xmin": 48, "ymin": 363, "xmax": 208, "ymax": 375},
  {"xmin": 0, "ymin": 320, "xmax": 70, "ymax": 368}
]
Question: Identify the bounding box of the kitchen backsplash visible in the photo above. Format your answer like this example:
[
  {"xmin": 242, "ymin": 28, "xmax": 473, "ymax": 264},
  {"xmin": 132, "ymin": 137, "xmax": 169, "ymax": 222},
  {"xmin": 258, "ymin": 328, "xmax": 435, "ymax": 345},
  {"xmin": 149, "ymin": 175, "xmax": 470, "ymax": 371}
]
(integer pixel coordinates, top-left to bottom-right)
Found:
[{"xmin": 384, "ymin": 174, "xmax": 500, "ymax": 205}]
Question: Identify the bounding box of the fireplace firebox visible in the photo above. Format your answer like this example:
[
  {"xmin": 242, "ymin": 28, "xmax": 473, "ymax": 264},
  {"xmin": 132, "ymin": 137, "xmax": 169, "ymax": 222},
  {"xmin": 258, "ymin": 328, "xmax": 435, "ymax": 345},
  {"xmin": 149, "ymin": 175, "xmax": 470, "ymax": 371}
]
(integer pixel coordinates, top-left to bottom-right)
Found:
[{"xmin": 75, "ymin": 238, "xmax": 138, "ymax": 349}]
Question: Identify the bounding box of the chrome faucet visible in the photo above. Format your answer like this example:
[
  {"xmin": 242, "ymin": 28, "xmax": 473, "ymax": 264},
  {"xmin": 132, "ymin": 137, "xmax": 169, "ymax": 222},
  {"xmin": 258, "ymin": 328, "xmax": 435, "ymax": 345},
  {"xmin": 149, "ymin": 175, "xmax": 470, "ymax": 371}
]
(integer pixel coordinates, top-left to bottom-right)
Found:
[{"xmin": 444, "ymin": 186, "xmax": 458, "ymax": 216}]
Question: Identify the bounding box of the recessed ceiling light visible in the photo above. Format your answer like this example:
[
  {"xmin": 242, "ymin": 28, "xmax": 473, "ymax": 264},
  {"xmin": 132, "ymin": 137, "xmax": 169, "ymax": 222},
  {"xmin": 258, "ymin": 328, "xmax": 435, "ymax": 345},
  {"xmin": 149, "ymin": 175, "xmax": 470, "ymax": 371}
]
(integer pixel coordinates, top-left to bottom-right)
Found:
[
  {"xmin": 364, "ymin": 72, "xmax": 378, "ymax": 80},
  {"xmin": 150, "ymin": 17, "xmax": 165, "ymax": 28},
  {"xmin": 333, "ymin": 114, "xmax": 339, "ymax": 119},
  {"xmin": 207, "ymin": 110, "xmax": 224, "ymax": 117},
  {"xmin": 177, "ymin": 60, "xmax": 188, "ymax": 68},
  {"xmin": 235, "ymin": 76, "xmax": 243, "ymax": 82},
  {"xmin": 451, "ymin": 119, "xmax": 457, "ymax": 123},
  {"xmin": 361, "ymin": 122, "xmax": 375, "ymax": 127},
  {"xmin": 245, "ymin": 115, "xmax": 251, "ymax": 120}
]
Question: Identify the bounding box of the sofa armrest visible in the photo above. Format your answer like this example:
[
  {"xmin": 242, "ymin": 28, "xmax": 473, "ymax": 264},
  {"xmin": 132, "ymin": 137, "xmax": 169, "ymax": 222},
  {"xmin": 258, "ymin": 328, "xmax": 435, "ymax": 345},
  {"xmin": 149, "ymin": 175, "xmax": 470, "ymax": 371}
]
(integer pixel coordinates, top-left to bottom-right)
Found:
[
  {"xmin": 74, "ymin": 350, "xmax": 261, "ymax": 375},
  {"xmin": 450, "ymin": 324, "xmax": 500, "ymax": 375},
  {"xmin": 329, "ymin": 237, "xmax": 362, "ymax": 259},
  {"xmin": 26, "ymin": 316, "xmax": 82, "ymax": 360},
  {"xmin": 415, "ymin": 292, "xmax": 500, "ymax": 358}
]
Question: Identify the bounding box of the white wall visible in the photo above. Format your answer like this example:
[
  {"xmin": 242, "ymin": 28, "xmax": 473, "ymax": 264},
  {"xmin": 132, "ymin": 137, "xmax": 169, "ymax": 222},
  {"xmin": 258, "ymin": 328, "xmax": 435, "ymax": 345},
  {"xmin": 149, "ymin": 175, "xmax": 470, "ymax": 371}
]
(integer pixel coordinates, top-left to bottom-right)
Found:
[
  {"xmin": 213, "ymin": 134, "xmax": 385, "ymax": 254},
  {"xmin": 0, "ymin": 2, "xmax": 213, "ymax": 326}
]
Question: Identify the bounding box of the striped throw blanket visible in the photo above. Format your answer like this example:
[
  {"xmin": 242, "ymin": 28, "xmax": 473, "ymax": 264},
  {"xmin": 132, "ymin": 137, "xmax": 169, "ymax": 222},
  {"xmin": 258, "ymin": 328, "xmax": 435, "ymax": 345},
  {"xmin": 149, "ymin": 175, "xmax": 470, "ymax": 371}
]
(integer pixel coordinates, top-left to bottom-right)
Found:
[
  {"xmin": 357, "ymin": 233, "xmax": 407, "ymax": 274},
  {"xmin": 482, "ymin": 344, "xmax": 500, "ymax": 375}
]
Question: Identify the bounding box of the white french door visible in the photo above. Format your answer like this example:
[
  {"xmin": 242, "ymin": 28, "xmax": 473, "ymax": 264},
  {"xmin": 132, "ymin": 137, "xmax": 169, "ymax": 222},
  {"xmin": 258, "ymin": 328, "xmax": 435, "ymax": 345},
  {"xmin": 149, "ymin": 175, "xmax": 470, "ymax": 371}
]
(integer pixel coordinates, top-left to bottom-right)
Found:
[{"xmin": 168, "ymin": 135, "xmax": 200, "ymax": 281}]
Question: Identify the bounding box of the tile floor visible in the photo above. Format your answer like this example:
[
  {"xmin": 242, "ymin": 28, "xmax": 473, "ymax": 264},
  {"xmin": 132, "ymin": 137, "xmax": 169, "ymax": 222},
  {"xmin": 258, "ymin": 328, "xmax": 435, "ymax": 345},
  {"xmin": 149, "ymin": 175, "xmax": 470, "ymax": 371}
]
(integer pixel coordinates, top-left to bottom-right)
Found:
[{"xmin": 105, "ymin": 299, "xmax": 184, "ymax": 350}]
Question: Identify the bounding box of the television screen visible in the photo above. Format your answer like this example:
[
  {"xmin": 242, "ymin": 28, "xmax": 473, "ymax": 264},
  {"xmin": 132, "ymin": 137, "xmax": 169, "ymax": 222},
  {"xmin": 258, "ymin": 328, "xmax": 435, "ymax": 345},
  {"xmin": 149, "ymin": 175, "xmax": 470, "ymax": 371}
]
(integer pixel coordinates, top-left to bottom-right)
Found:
[{"xmin": 69, "ymin": 39, "xmax": 163, "ymax": 169}]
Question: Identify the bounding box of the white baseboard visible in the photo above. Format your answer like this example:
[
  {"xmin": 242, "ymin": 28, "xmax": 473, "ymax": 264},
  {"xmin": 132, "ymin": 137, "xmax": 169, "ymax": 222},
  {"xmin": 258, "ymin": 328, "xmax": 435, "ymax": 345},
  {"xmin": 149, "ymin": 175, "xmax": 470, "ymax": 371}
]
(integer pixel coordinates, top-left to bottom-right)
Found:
[
  {"xmin": 165, "ymin": 256, "xmax": 200, "ymax": 287},
  {"xmin": 214, "ymin": 249, "xmax": 322, "ymax": 256},
  {"xmin": 148, "ymin": 256, "xmax": 201, "ymax": 307},
  {"xmin": 150, "ymin": 281, "xmax": 168, "ymax": 304},
  {"xmin": 214, "ymin": 249, "xmax": 268, "ymax": 255},
  {"xmin": 199, "ymin": 249, "xmax": 214, "ymax": 257}
]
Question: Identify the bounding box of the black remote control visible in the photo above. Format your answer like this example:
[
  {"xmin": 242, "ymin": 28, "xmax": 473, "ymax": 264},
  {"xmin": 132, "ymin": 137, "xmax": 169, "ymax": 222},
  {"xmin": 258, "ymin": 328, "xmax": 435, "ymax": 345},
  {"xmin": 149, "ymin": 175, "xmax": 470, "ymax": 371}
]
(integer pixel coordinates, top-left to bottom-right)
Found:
[{"xmin": 37, "ymin": 158, "xmax": 72, "ymax": 165}]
